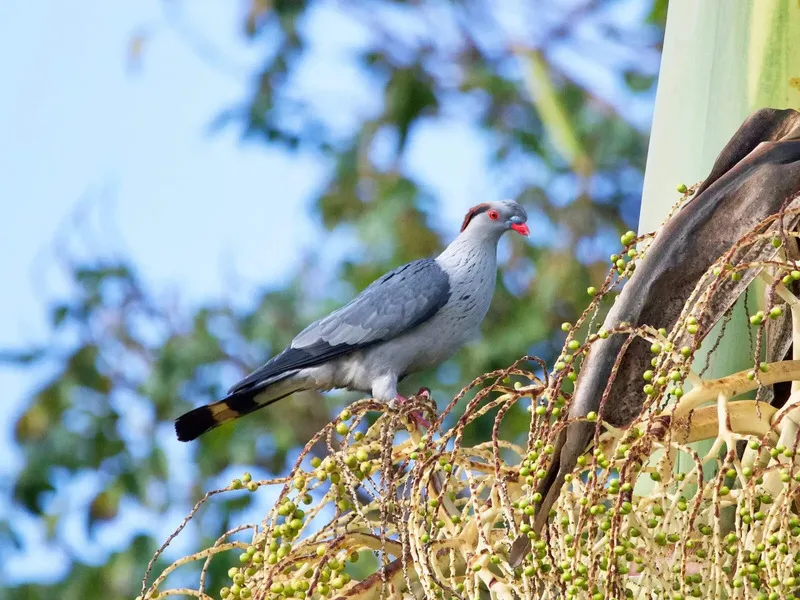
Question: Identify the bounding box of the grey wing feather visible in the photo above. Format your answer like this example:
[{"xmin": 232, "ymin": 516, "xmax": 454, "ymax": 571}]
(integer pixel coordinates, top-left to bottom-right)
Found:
[
  {"xmin": 228, "ymin": 258, "xmax": 450, "ymax": 394},
  {"xmin": 292, "ymin": 258, "xmax": 451, "ymax": 348}
]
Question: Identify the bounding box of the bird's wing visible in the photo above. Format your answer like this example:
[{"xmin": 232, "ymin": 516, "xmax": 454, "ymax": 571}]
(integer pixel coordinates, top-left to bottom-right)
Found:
[{"xmin": 229, "ymin": 258, "xmax": 451, "ymax": 394}]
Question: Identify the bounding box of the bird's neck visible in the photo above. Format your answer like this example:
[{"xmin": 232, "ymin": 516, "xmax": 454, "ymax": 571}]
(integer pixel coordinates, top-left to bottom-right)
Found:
[{"xmin": 436, "ymin": 228, "xmax": 500, "ymax": 271}]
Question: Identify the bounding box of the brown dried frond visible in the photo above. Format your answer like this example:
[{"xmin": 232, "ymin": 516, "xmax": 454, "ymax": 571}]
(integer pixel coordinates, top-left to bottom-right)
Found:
[{"xmin": 143, "ymin": 203, "xmax": 800, "ymax": 600}]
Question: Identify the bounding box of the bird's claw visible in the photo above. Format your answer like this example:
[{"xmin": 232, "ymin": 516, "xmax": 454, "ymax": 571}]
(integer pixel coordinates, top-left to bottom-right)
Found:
[
  {"xmin": 393, "ymin": 389, "xmax": 432, "ymax": 429},
  {"xmin": 409, "ymin": 411, "xmax": 431, "ymax": 430}
]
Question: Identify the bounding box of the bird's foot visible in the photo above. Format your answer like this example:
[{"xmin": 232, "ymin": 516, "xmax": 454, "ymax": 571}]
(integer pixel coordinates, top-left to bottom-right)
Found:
[{"xmin": 393, "ymin": 389, "xmax": 432, "ymax": 429}]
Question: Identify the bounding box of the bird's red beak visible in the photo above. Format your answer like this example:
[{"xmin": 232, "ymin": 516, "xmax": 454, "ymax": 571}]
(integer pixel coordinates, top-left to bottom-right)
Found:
[{"xmin": 511, "ymin": 223, "xmax": 530, "ymax": 236}]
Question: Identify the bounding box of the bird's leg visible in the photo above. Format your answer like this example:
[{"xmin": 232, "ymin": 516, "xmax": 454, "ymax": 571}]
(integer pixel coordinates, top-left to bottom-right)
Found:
[{"xmin": 393, "ymin": 388, "xmax": 432, "ymax": 429}]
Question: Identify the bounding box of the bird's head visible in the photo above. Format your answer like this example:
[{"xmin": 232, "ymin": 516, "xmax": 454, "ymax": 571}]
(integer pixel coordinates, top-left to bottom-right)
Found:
[{"xmin": 460, "ymin": 200, "xmax": 529, "ymax": 238}]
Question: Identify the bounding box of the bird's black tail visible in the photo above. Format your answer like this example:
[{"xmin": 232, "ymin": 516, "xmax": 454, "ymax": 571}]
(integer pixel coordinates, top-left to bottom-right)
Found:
[{"xmin": 174, "ymin": 387, "xmax": 297, "ymax": 442}]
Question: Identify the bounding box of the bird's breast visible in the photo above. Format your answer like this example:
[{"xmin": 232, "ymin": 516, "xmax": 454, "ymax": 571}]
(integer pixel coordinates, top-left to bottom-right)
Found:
[{"xmin": 442, "ymin": 252, "xmax": 497, "ymax": 323}]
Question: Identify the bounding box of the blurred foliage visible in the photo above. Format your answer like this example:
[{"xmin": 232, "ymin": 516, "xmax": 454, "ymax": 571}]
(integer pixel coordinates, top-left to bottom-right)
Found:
[{"xmin": 2, "ymin": 0, "xmax": 666, "ymax": 597}]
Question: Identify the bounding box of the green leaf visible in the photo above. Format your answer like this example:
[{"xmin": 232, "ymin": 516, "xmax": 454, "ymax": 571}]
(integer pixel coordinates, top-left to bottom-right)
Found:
[
  {"xmin": 384, "ymin": 65, "xmax": 438, "ymax": 154},
  {"xmin": 67, "ymin": 345, "xmax": 112, "ymax": 393},
  {"xmin": 623, "ymin": 70, "xmax": 657, "ymax": 92},
  {"xmin": 89, "ymin": 484, "xmax": 122, "ymax": 525},
  {"xmin": 52, "ymin": 304, "xmax": 70, "ymax": 327},
  {"xmin": 517, "ymin": 49, "xmax": 592, "ymax": 176},
  {"xmin": 12, "ymin": 464, "xmax": 55, "ymax": 515}
]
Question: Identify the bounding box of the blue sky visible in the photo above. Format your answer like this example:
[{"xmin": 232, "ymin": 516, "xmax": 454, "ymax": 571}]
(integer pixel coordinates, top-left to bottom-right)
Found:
[
  {"xmin": 0, "ymin": 1, "xmax": 496, "ymax": 581},
  {"xmin": 0, "ymin": 0, "xmax": 659, "ymax": 585},
  {"xmin": 0, "ymin": 0, "xmax": 495, "ymax": 464}
]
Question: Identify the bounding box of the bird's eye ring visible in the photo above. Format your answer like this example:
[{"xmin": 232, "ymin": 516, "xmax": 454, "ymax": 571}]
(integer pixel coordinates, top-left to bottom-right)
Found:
[{"xmin": 488, "ymin": 210, "xmax": 499, "ymax": 220}]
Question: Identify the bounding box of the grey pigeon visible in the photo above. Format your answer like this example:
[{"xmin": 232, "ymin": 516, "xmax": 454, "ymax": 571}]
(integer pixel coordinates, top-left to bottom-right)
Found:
[{"xmin": 175, "ymin": 200, "xmax": 529, "ymax": 441}]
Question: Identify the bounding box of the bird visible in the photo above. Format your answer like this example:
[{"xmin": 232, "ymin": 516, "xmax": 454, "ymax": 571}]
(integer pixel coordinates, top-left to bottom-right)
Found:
[{"xmin": 174, "ymin": 200, "xmax": 529, "ymax": 442}]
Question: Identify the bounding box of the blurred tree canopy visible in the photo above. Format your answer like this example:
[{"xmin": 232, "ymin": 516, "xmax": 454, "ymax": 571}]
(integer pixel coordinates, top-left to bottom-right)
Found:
[{"xmin": 2, "ymin": 1, "xmax": 666, "ymax": 598}]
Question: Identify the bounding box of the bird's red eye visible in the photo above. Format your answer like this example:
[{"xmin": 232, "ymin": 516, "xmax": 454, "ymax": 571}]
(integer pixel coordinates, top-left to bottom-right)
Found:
[{"xmin": 488, "ymin": 210, "xmax": 499, "ymax": 220}]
